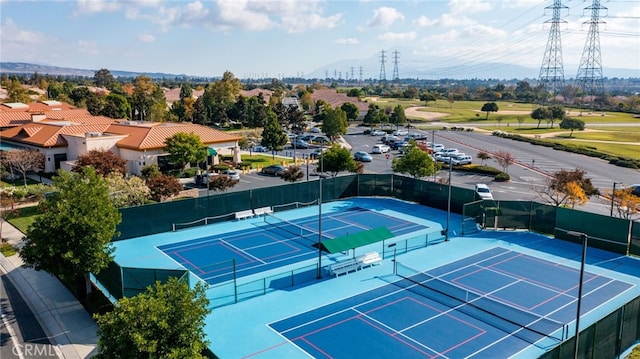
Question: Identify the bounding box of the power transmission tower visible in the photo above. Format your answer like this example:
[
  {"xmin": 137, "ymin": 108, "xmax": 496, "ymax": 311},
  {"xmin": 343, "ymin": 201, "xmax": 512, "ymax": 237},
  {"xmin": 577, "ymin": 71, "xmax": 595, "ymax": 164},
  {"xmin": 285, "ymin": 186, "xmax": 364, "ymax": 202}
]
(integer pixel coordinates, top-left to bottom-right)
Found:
[
  {"xmin": 359, "ymin": 66, "xmax": 363, "ymax": 84},
  {"xmin": 392, "ymin": 50, "xmax": 400, "ymax": 82},
  {"xmin": 538, "ymin": 0, "xmax": 567, "ymax": 101},
  {"xmin": 575, "ymin": 0, "xmax": 606, "ymax": 107},
  {"xmin": 379, "ymin": 49, "xmax": 387, "ymax": 82}
]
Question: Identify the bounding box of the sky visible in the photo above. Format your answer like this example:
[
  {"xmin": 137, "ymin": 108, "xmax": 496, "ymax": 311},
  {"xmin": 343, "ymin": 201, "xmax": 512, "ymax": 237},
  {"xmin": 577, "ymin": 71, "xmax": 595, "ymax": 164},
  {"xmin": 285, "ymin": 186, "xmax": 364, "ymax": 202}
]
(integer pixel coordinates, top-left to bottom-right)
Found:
[{"xmin": 1, "ymin": 0, "xmax": 638, "ymax": 79}]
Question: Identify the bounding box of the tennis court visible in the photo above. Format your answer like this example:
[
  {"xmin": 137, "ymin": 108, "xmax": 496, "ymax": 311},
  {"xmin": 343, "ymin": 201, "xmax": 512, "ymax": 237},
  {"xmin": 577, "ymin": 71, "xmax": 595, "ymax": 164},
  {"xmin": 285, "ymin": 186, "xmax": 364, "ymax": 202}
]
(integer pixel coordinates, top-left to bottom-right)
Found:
[
  {"xmin": 268, "ymin": 247, "xmax": 632, "ymax": 358},
  {"xmin": 157, "ymin": 206, "xmax": 430, "ymax": 285}
]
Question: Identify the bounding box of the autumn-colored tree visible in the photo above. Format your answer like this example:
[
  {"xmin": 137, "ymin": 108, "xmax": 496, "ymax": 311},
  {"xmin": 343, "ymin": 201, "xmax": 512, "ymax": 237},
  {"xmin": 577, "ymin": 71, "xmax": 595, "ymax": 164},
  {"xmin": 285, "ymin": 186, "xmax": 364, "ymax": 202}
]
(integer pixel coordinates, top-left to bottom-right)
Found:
[
  {"xmin": 494, "ymin": 150, "xmax": 515, "ymax": 174},
  {"xmin": 610, "ymin": 188, "xmax": 640, "ymax": 220},
  {"xmin": 207, "ymin": 175, "xmax": 239, "ymax": 192},
  {"xmin": 565, "ymin": 181, "xmax": 588, "ymax": 208},
  {"xmin": 147, "ymin": 175, "xmax": 183, "ymax": 201},
  {"xmin": 73, "ymin": 149, "xmax": 126, "ymax": 176},
  {"xmin": 537, "ymin": 169, "xmax": 599, "ymax": 207}
]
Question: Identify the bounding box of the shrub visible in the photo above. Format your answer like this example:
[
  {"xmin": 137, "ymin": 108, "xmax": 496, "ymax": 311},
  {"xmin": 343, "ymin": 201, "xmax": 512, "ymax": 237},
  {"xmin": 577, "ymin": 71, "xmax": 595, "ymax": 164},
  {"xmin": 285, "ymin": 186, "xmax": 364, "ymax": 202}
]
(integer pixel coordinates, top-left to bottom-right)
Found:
[
  {"xmin": 212, "ymin": 164, "xmax": 232, "ymax": 172},
  {"xmin": 495, "ymin": 172, "xmax": 510, "ymax": 182}
]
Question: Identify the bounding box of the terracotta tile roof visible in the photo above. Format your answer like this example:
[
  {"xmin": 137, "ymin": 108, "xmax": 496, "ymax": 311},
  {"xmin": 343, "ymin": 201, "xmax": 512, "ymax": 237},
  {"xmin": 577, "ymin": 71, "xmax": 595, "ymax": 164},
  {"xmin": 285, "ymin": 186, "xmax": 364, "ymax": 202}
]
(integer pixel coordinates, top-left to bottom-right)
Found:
[
  {"xmin": 0, "ymin": 108, "xmax": 90, "ymax": 128},
  {"xmin": 310, "ymin": 88, "xmax": 369, "ymax": 112},
  {"xmin": 107, "ymin": 122, "xmax": 241, "ymax": 150},
  {"xmin": 164, "ymin": 87, "xmax": 205, "ymax": 103},
  {"xmin": 1, "ymin": 123, "xmax": 111, "ymax": 147},
  {"xmin": 241, "ymin": 89, "xmax": 272, "ymax": 102}
]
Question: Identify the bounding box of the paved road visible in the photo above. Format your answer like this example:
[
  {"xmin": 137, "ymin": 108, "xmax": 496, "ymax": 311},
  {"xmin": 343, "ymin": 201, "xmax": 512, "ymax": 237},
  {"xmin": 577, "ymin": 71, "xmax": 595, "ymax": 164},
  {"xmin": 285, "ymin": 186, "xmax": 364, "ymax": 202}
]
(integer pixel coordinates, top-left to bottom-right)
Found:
[{"xmin": 1, "ymin": 271, "xmax": 55, "ymax": 359}]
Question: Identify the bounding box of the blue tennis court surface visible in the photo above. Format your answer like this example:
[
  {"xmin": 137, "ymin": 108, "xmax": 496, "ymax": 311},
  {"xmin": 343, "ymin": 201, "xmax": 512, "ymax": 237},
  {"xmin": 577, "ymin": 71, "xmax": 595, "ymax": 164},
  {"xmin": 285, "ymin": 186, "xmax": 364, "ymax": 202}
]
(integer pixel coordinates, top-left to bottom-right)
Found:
[
  {"xmin": 158, "ymin": 207, "xmax": 428, "ymax": 284},
  {"xmin": 268, "ymin": 247, "xmax": 632, "ymax": 358},
  {"xmin": 106, "ymin": 198, "xmax": 640, "ymax": 358}
]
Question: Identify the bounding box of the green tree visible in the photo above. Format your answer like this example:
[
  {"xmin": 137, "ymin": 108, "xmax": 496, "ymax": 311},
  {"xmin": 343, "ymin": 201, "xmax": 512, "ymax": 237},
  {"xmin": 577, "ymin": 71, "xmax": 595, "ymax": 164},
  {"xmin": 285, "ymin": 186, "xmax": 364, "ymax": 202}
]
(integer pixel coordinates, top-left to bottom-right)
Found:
[
  {"xmin": 481, "ymin": 102, "xmax": 499, "ymax": 120},
  {"xmin": 389, "ymin": 105, "xmax": 407, "ymax": 129},
  {"xmin": 531, "ymin": 107, "xmax": 552, "ymax": 129},
  {"xmin": 392, "ymin": 142, "xmax": 435, "ymax": 179},
  {"xmin": 94, "ymin": 69, "xmax": 114, "ymax": 88},
  {"xmin": 131, "ymin": 75, "xmax": 158, "ymax": 121},
  {"xmin": 260, "ymin": 109, "xmax": 288, "ymax": 157},
  {"xmin": 548, "ymin": 104, "xmax": 566, "ymax": 128},
  {"xmin": 317, "ymin": 145, "xmax": 357, "ymax": 177},
  {"xmin": 318, "ymin": 106, "xmax": 348, "ymax": 141},
  {"xmin": 94, "ymin": 277, "xmax": 210, "ymax": 359},
  {"xmin": 21, "ymin": 167, "xmax": 121, "ymax": 295},
  {"xmin": 102, "ymin": 93, "xmax": 131, "ymax": 119},
  {"xmin": 3, "ymin": 77, "xmax": 31, "ymax": 103},
  {"xmin": 559, "ymin": 118, "xmax": 585, "ymax": 137},
  {"xmin": 340, "ymin": 102, "xmax": 359, "ymax": 121},
  {"xmin": 363, "ymin": 104, "xmax": 381, "ymax": 130},
  {"xmin": 477, "ymin": 151, "xmax": 491, "ymax": 166},
  {"xmin": 165, "ymin": 132, "xmax": 208, "ymax": 171}
]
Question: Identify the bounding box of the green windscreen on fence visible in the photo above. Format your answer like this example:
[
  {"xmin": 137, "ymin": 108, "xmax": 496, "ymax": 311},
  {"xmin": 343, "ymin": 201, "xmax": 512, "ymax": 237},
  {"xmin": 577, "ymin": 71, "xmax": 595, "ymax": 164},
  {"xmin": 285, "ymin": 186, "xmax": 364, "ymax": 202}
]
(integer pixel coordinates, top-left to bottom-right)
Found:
[
  {"xmin": 630, "ymin": 221, "xmax": 640, "ymax": 257},
  {"xmin": 94, "ymin": 261, "xmax": 123, "ymax": 299},
  {"xmin": 555, "ymin": 207, "xmax": 630, "ymax": 254},
  {"xmin": 122, "ymin": 267, "xmax": 189, "ymax": 297}
]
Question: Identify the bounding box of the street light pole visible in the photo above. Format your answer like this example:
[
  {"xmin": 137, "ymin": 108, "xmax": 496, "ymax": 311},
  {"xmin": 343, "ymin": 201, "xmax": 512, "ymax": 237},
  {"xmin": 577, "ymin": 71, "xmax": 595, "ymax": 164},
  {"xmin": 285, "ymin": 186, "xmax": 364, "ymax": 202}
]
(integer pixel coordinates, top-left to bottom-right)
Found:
[
  {"xmin": 566, "ymin": 231, "xmax": 588, "ymax": 359},
  {"xmin": 317, "ymin": 142, "xmax": 324, "ymax": 279},
  {"xmin": 445, "ymin": 163, "xmax": 452, "ymax": 241},
  {"xmin": 610, "ymin": 182, "xmax": 622, "ymax": 217}
]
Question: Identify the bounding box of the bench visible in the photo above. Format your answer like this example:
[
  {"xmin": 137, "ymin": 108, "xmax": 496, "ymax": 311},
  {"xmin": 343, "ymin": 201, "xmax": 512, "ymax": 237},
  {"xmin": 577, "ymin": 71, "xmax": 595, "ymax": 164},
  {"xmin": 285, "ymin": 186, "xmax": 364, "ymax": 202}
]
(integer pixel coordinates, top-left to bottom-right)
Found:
[
  {"xmin": 235, "ymin": 210, "xmax": 255, "ymax": 220},
  {"xmin": 253, "ymin": 206, "xmax": 273, "ymax": 216},
  {"xmin": 329, "ymin": 258, "xmax": 360, "ymax": 277},
  {"xmin": 357, "ymin": 252, "xmax": 383, "ymax": 268}
]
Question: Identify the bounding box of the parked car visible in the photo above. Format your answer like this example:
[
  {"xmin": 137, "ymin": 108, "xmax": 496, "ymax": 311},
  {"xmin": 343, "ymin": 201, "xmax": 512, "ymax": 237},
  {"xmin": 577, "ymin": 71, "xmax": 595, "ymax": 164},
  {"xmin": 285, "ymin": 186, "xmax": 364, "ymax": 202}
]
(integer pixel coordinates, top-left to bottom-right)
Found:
[
  {"xmin": 390, "ymin": 140, "xmax": 407, "ymax": 150},
  {"xmin": 297, "ymin": 134, "xmax": 315, "ymax": 141},
  {"xmin": 381, "ymin": 135, "xmax": 398, "ymax": 144},
  {"xmin": 407, "ymin": 133, "xmax": 427, "ymax": 140},
  {"xmin": 290, "ymin": 139, "xmax": 309, "ymax": 149},
  {"xmin": 354, "ymin": 151, "xmax": 373, "ymax": 162},
  {"xmin": 370, "ymin": 129, "xmax": 386, "ymax": 136},
  {"xmin": 450, "ymin": 155, "xmax": 473, "ymax": 165},
  {"xmin": 310, "ymin": 127, "xmax": 322, "ymax": 133},
  {"xmin": 221, "ymin": 169, "xmax": 240, "ymax": 180},
  {"xmin": 372, "ymin": 144, "xmax": 390, "ymax": 154},
  {"xmin": 252, "ymin": 145, "xmax": 266, "ymax": 152},
  {"xmin": 393, "ymin": 129, "xmax": 408, "ymax": 136},
  {"xmin": 398, "ymin": 143, "xmax": 412, "ymax": 154},
  {"xmin": 475, "ymin": 184, "xmax": 494, "ymax": 200},
  {"xmin": 312, "ymin": 136, "xmax": 330, "ymax": 144},
  {"xmin": 431, "ymin": 144, "xmax": 445, "ymax": 152},
  {"xmin": 261, "ymin": 164, "xmax": 286, "ymax": 177}
]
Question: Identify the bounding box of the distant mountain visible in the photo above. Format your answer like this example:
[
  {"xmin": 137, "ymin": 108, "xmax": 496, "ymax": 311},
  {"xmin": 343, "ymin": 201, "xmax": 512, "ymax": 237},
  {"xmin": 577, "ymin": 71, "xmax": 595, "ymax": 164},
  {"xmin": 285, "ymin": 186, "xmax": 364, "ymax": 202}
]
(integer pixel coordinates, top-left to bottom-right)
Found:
[
  {"xmin": 0, "ymin": 62, "xmax": 192, "ymax": 79},
  {"xmin": 1, "ymin": 61, "xmax": 636, "ymax": 81}
]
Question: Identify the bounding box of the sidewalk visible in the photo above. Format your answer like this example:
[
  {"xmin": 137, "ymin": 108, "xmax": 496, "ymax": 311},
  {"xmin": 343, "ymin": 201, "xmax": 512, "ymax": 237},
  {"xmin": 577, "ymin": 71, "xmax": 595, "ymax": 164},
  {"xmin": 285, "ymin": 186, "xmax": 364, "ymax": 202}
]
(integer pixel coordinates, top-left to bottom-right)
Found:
[{"xmin": 0, "ymin": 221, "xmax": 98, "ymax": 358}]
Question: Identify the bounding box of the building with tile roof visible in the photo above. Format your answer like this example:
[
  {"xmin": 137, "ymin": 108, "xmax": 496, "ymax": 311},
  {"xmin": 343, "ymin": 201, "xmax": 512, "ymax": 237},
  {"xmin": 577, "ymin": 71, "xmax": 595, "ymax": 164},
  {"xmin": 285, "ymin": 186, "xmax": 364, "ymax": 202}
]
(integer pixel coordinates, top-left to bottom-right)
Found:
[{"xmin": 0, "ymin": 102, "xmax": 241, "ymax": 176}]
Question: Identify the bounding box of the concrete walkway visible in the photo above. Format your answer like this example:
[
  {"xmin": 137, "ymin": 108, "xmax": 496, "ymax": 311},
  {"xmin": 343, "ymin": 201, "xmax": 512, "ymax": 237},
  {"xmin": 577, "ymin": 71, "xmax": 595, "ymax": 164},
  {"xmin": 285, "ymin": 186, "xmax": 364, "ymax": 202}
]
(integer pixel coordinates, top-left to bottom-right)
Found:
[{"xmin": 0, "ymin": 221, "xmax": 98, "ymax": 358}]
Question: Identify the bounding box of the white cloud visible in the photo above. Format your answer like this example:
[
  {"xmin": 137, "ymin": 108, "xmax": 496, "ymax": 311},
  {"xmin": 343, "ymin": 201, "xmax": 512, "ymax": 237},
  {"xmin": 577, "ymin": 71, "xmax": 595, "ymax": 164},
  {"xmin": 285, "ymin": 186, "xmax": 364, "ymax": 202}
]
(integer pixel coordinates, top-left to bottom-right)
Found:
[
  {"xmin": 378, "ymin": 31, "xmax": 417, "ymax": 41},
  {"xmin": 366, "ymin": 7, "xmax": 405, "ymax": 28},
  {"xmin": 0, "ymin": 18, "xmax": 47, "ymax": 45},
  {"xmin": 74, "ymin": 0, "xmax": 122, "ymax": 15},
  {"xmin": 335, "ymin": 38, "xmax": 359, "ymax": 45},
  {"xmin": 281, "ymin": 13, "xmax": 343, "ymax": 34},
  {"xmin": 413, "ymin": 15, "xmax": 437, "ymax": 27},
  {"xmin": 448, "ymin": 0, "xmax": 493, "ymax": 15},
  {"xmin": 138, "ymin": 34, "xmax": 156, "ymax": 43},
  {"xmin": 77, "ymin": 40, "xmax": 99, "ymax": 56}
]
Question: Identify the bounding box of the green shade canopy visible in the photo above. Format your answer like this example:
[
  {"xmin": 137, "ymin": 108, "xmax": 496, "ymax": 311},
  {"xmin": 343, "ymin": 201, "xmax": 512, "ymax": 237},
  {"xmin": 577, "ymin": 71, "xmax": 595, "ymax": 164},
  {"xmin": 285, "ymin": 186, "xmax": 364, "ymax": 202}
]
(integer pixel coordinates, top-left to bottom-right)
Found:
[
  {"xmin": 321, "ymin": 227, "xmax": 394, "ymax": 254},
  {"xmin": 207, "ymin": 148, "xmax": 217, "ymax": 155}
]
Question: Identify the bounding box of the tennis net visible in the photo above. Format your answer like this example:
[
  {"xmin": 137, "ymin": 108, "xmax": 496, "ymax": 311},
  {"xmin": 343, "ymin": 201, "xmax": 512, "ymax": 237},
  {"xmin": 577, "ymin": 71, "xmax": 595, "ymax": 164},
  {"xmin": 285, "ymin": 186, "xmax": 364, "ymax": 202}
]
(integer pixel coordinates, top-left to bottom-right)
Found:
[
  {"xmin": 395, "ymin": 262, "xmax": 566, "ymax": 344},
  {"xmin": 263, "ymin": 213, "xmax": 321, "ymax": 246}
]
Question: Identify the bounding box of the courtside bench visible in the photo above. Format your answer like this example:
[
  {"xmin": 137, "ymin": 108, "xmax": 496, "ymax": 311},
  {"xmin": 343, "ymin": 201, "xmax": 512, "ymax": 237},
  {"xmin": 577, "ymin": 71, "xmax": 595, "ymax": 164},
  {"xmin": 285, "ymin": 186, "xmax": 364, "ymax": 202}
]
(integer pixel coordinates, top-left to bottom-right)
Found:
[
  {"xmin": 357, "ymin": 252, "xmax": 382, "ymax": 268},
  {"xmin": 253, "ymin": 206, "xmax": 273, "ymax": 216},
  {"xmin": 328, "ymin": 258, "xmax": 360, "ymax": 277},
  {"xmin": 235, "ymin": 210, "xmax": 255, "ymax": 220}
]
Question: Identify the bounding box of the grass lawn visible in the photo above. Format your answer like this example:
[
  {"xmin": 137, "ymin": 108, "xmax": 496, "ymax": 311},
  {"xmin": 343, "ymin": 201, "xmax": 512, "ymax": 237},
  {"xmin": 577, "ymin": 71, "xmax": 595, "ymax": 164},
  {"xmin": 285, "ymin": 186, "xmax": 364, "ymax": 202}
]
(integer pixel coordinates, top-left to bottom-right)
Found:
[
  {"xmin": 5, "ymin": 205, "xmax": 39, "ymax": 234},
  {"xmin": 549, "ymin": 140, "xmax": 640, "ymax": 160}
]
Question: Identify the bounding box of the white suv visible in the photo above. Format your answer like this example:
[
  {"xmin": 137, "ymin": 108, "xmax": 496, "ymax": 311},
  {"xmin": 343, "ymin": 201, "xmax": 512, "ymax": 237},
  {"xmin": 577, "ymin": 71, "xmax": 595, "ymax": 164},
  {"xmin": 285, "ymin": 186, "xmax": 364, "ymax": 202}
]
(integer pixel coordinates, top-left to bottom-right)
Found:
[{"xmin": 372, "ymin": 144, "xmax": 390, "ymax": 154}]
